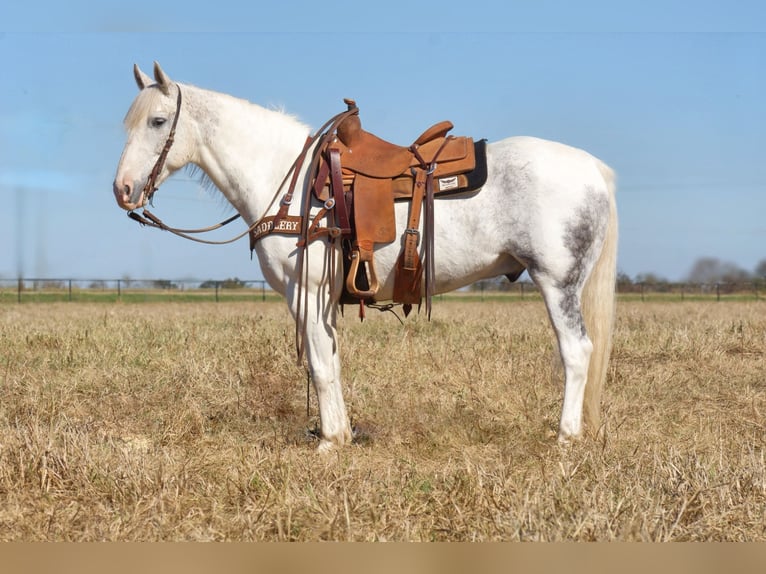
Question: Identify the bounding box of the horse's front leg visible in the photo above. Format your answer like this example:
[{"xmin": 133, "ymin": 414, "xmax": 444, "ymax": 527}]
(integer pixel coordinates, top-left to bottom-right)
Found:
[{"xmin": 294, "ymin": 289, "xmax": 353, "ymax": 452}]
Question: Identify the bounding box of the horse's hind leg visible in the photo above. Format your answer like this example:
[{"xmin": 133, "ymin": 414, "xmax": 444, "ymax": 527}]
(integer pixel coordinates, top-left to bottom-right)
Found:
[
  {"xmin": 524, "ymin": 183, "xmax": 611, "ymax": 440},
  {"xmin": 528, "ymin": 266, "xmax": 595, "ymax": 440}
]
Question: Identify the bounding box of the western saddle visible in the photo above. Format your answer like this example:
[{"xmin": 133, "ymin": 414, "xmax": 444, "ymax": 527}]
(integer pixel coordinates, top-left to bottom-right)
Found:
[{"xmin": 253, "ymin": 99, "xmax": 487, "ymax": 316}]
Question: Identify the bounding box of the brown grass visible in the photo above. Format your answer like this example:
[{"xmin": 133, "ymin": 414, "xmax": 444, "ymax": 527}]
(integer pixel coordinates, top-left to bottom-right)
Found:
[{"xmin": 0, "ymin": 299, "xmax": 764, "ymax": 541}]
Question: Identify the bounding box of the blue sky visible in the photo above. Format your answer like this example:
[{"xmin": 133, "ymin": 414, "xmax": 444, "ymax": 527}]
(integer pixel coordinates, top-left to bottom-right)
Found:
[{"xmin": 0, "ymin": 1, "xmax": 764, "ymax": 282}]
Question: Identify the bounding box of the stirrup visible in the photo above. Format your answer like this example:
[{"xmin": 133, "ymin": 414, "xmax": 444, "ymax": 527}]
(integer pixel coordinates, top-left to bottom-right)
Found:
[{"xmin": 346, "ymin": 249, "xmax": 380, "ymax": 299}]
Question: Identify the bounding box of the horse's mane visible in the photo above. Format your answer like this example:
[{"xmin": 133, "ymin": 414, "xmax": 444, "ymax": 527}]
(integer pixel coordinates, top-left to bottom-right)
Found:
[{"xmin": 123, "ymin": 86, "xmax": 165, "ymax": 130}]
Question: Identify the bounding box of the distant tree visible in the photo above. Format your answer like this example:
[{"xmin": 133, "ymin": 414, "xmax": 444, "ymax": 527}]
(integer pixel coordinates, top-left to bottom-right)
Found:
[
  {"xmin": 222, "ymin": 277, "xmax": 245, "ymax": 289},
  {"xmin": 615, "ymin": 271, "xmax": 636, "ymax": 293},
  {"xmin": 634, "ymin": 272, "xmax": 668, "ymax": 285},
  {"xmin": 616, "ymin": 271, "xmax": 633, "ymax": 286},
  {"xmin": 152, "ymin": 279, "xmax": 177, "ymax": 290},
  {"xmin": 686, "ymin": 257, "xmax": 750, "ymax": 283},
  {"xmin": 720, "ymin": 264, "xmax": 749, "ymax": 283},
  {"xmin": 634, "ymin": 272, "xmax": 672, "ymax": 293},
  {"xmin": 199, "ymin": 278, "xmax": 246, "ymax": 289},
  {"xmin": 755, "ymin": 259, "xmax": 766, "ymax": 279}
]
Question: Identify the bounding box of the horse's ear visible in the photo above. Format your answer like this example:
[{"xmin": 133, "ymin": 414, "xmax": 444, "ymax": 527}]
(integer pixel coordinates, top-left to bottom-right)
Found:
[
  {"xmin": 153, "ymin": 61, "xmax": 172, "ymax": 95},
  {"xmin": 133, "ymin": 64, "xmax": 153, "ymax": 90}
]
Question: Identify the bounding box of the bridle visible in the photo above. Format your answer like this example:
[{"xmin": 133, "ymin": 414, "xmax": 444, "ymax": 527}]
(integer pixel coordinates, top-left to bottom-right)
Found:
[
  {"xmin": 127, "ymin": 82, "xmax": 251, "ymax": 244},
  {"xmin": 143, "ymin": 84, "xmax": 183, "ymax": 207},
  {"xmin": 126, "ymin": 88, "xmax": 357, "ymax": 248}
]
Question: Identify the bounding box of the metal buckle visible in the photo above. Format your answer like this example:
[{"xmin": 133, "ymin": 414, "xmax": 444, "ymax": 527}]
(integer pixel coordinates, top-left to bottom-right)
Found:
[{"xmin": 404, "ymin": 228, "xmax": 420, "ymax": 243}]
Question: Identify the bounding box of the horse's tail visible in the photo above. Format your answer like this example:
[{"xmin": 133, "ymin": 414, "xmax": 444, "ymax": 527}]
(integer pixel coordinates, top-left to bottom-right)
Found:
[{"xmin": 582, "ymin": 160, "xmax": 618, "ymax": 434}]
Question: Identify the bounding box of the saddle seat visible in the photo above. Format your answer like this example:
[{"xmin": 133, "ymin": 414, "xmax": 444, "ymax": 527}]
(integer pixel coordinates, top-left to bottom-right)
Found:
[{"xmin": 335, "ymin": 102, "xmax": 455, "ymax": 178}]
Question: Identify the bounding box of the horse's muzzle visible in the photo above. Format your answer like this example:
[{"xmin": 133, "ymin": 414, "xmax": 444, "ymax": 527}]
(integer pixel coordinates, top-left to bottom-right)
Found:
[{"xmin": 113, "ymin": 180, "xmax": 145, "ymax": 211}]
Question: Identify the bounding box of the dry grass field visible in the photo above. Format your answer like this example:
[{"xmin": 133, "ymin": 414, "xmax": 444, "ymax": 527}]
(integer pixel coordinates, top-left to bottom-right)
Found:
[{"xmin": 0, "ymin": 298, "xmax": 764, "ymax": 541}]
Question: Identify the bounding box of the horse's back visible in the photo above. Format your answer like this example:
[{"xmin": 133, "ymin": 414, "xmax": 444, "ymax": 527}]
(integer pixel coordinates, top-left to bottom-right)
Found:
[{"xmin": 488, "ymin": 135, "xmax": 612, "ymax": 190}]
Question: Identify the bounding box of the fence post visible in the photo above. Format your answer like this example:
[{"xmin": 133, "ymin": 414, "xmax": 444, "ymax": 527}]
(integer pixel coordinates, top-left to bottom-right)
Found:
[
  {"xmin": 716, "ymin": 283, "xmax": 720, "ymax": 302},
  {"xmin": 215, "ymin": 281, "xmax": 220, "ymax": 303},
  {"xmin": 117, "ymin": 279, "xmax": 121, "ymax": 300},
  {"xmin": 17, "ymin": 278, "xmax": 22, "ymax": 304},
  {"xmin": 261, "ymin": 281, "xmax": 266, "ymax": 302},
  {"xmin": 68, "ymin": 279, "xmax": 72, "ymax": 302}
]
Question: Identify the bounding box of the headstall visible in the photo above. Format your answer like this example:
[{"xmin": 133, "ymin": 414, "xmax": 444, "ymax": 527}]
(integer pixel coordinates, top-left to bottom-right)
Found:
[{"xmin": 127, "ymin": 93, "xmax": 356, "ymax": 251}]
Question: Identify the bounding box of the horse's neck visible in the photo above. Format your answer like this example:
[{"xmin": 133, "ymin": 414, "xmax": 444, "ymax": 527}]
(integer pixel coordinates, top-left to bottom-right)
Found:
[{"xmin": 187, "ymin": 85, "xmax": 310, "ymax": 222}]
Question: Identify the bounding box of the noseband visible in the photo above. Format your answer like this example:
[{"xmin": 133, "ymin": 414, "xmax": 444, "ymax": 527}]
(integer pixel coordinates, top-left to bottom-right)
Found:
[{"xmin": 143, "ymin": 84, "xmax": 183, "ymax": 205}]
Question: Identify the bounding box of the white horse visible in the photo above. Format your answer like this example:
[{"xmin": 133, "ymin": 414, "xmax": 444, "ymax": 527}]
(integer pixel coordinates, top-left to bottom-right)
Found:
[{"xmin": 113, "ymin": 62, "xmax": 618, "ymax": 452}]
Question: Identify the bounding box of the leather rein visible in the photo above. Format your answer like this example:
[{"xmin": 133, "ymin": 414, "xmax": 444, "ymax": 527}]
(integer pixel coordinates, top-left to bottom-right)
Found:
[{"xmin": 127, "ymin": 84, "xmax": 357, "ymax": 248}]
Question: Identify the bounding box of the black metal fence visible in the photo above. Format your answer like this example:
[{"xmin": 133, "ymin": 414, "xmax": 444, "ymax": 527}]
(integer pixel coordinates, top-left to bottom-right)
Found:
[
  {"xmin": 469, "ymin": 278, "xmax": 764, "ymax": 302},
  {"xmin": 615, "ymin": 280, "xmax": 764, "ymax": 302},
  {"xmin": 0, "ymin": 278, "xmax": 273, "ymax": 303},
  {"xmin": 1, "ymin": 277, "xmax": 763, "ymax": 304}
]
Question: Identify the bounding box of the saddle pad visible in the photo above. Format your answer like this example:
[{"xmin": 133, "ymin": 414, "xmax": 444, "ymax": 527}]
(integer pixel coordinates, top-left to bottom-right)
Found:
[{"xmin": 392, "ymin": 139, "xmax": 488, "ymax": 199}]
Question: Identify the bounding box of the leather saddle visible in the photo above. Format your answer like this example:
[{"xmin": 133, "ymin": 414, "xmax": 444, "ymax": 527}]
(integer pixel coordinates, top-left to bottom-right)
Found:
[{"xmin": 312, "ymin": 99, "xmax": 487, "ymax": 314}]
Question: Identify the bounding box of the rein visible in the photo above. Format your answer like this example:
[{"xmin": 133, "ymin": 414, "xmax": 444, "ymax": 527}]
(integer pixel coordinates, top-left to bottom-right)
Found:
[{"xmin": 127, "ymin": 209, "xmax": 248, "ymax": 245}]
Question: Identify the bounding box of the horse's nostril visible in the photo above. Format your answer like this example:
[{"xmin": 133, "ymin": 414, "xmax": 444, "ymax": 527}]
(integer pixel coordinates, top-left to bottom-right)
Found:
[{"xmin": 123, "ymin": 184, "xmax": 132, "ymax": 196}]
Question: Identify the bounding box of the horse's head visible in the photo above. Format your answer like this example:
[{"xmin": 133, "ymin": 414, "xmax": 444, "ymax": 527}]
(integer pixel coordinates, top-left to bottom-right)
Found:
[{"xmin": 113, "ymin": 62, "xmax": 190, "ymax": 211}]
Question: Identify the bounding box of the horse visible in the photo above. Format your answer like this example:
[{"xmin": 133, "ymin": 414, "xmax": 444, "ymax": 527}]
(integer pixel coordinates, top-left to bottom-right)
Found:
[{"xmin": 113, "ymin": 62, "xmax": 618, "ymax": 453}]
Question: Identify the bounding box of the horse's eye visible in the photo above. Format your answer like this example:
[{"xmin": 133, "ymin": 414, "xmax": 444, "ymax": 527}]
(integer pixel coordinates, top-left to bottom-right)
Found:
[{"xmin": 151, "ymin": 117, "xmax": 167, "ymax": 128}]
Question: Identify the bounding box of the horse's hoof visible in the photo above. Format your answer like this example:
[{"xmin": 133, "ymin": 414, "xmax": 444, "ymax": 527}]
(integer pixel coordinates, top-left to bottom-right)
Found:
[
  {"xmin": 316, "ymin": 439, "xmax": 338, "ymax": 454},
  {"xmin": 557, "ymin": 431, "xmax": 581, "ymax": 445}
]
